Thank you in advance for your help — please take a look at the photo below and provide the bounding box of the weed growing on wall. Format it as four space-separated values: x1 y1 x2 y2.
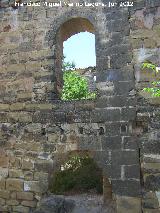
143 81 160 97
141 62 160 97
141 62 157 73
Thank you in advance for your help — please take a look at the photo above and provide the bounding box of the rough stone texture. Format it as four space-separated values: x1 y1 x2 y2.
6 178 23 192
0 0 160 212
116 196 141 213
34 195 75 213
129 1 160 212
33 194 116 213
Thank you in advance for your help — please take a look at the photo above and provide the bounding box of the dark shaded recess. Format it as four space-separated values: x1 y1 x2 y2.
99 127 105 135
78 127 84 134
49 155 103 195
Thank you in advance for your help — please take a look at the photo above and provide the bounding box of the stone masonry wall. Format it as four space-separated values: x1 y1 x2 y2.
0 0 160 212
129 1 160 212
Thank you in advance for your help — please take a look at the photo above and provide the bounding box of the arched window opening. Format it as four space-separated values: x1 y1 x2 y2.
55 18 97 100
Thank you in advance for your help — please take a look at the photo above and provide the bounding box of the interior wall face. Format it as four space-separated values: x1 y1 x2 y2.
130 2 160 213
0 0 160 212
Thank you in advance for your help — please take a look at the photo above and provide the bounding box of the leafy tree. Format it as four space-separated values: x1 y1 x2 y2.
61 71 96 100
61 57 96 100
62 56 75 72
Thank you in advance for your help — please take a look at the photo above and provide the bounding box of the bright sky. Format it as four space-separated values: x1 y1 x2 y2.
63 32 96 68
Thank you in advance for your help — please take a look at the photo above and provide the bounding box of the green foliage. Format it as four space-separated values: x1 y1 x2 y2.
141 61 160 97
61 70 96 100
62 56 75 72
141 62 157 72
143 81 160 97
152 81 160 86
61 56 96 100
49 155 103 195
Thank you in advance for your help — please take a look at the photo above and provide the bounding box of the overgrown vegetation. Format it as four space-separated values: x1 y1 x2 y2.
50 155 103 195
62 56 76 72
61 57 96 100
141 62 160 97
61 71 96 100
143 81 160 97
141 62 157 73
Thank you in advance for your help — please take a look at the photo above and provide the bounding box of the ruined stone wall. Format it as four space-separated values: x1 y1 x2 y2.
129 1 160 212
0 0 160 212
